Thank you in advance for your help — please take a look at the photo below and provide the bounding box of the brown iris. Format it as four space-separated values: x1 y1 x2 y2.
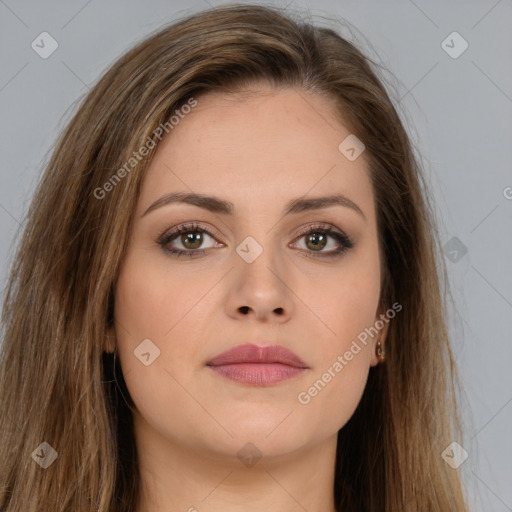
181 231 203 249
305 232 327 251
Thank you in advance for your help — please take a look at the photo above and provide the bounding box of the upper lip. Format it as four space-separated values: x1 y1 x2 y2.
206 343 309 368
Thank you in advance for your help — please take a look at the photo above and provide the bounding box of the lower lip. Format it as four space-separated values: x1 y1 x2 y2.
207 363 307 386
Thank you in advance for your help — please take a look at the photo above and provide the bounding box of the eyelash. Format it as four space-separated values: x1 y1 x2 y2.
157 222 354 260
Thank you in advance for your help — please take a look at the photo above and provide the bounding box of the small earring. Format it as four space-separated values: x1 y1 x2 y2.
376 341 386 363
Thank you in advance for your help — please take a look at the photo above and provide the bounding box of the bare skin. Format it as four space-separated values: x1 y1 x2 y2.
110 85 389 512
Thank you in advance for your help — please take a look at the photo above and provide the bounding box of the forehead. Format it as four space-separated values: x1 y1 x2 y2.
137 87 375 220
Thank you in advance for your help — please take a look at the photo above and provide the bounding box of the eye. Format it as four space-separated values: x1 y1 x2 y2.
291 224 354 258
157 222 222 259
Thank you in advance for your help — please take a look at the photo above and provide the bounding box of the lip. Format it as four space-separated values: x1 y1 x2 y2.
206 343 309 386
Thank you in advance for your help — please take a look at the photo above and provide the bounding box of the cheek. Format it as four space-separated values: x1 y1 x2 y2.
293 246 380 431
296 351 370 439
295 270 378 434
112 253 209 437
304 245 382 359
114 248 210 340
112 251 199 387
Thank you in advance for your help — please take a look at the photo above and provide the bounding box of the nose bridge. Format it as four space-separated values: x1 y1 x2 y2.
236 230 284 290
233 209 279 266
226 229 293 320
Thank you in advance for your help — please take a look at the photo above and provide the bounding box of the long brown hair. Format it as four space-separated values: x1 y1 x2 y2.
0 4 468 510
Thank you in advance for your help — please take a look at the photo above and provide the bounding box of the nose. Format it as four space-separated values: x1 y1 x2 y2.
224 244 294 323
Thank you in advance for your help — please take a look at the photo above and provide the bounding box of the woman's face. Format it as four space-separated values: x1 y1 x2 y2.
113 86 388 463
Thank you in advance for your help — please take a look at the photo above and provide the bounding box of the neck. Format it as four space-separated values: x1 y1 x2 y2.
132 411 338 512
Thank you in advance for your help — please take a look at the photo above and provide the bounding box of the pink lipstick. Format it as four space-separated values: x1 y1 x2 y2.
206 343 309 386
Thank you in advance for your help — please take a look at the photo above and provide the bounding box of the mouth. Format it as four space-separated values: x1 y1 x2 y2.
206 343 309 386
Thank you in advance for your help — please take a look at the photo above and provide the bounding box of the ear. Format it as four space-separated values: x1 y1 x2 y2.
369 303 391 367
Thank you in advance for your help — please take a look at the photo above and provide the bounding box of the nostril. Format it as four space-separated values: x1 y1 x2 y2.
240 306 250 314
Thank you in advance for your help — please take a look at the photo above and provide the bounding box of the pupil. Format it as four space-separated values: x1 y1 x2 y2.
308 233 326 250
183 232 202 248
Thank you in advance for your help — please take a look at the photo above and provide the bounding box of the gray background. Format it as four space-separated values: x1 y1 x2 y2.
1 0 511 510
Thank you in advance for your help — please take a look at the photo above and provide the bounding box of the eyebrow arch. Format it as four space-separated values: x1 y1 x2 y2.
142 191 366 221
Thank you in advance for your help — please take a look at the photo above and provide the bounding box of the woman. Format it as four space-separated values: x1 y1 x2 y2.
0 4 468 511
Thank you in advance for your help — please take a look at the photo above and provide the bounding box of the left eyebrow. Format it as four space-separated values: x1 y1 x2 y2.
142 192 366 221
